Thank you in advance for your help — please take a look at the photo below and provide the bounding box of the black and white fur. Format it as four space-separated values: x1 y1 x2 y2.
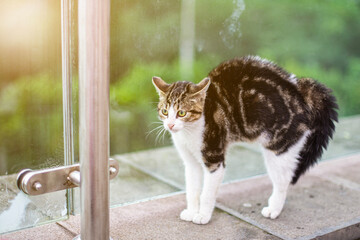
152 56 338 224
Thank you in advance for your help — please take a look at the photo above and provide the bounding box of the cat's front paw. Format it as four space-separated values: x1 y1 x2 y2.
192 213 211 225
180 209 197 222
261 206 281 219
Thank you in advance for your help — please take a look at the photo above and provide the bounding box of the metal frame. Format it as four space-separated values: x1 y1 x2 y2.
78 0 111 239
79 0 110 240
15 0 112 238
16 159 119 196
61 0 76 216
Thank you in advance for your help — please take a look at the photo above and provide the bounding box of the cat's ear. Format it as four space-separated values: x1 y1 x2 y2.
152 76 170 95
190 77 211 95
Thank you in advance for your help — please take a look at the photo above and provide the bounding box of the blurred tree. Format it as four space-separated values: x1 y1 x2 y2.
0 74 63 174
110 0 181 82
1 0 360 173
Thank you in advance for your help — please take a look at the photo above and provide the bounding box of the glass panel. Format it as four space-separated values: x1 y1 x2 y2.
0 1 67 233
104 0 360 210
63 0 79 216
193 0 360 165
72 0 183 213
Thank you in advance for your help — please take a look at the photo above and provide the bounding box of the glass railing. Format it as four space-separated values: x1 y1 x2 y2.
0 1 67 233
1 0 360 234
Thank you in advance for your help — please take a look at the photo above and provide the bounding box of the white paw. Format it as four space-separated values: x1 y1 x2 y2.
192 213 211 225
180 209 196 222
261 206 281 219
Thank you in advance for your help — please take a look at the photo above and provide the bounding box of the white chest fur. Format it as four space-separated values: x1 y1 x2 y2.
171 116 226 225
171 116 205 164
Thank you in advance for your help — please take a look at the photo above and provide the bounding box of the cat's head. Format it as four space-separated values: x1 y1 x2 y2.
152 76 210 133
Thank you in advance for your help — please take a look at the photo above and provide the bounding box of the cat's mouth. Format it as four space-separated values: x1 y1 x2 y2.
168 128 180 133
166 123 180 133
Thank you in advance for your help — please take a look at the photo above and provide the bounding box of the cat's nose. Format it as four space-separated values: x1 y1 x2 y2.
168 123 175 130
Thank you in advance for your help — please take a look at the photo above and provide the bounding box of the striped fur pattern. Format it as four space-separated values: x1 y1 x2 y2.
152 56 338 224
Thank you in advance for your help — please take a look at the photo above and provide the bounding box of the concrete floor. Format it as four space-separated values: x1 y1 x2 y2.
1 116 360 239
3 154 360 240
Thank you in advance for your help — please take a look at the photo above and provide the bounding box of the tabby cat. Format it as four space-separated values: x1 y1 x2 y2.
152 56 338 224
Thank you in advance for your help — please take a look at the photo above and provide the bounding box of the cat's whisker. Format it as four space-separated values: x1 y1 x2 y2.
160 130 168 145
146 121 164 138
146 125 164 139
147 124 163 131
155 127 167 145
161 128 168 144
147 122 163 130
154 130 161 144
154 127 165 139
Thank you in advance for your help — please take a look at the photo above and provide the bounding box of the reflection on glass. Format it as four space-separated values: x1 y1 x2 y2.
108 0 360 155
0 0 358 232
0 1 67 233
108 0 360 209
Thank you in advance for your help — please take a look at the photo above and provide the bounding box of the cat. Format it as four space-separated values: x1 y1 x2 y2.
152 56 338 225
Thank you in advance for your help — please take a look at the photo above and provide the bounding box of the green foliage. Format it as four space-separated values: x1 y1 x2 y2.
280 57 360 116
109 0 360 116
241 0 360 68
110 62 177 107
110 56 220 107
1 0 360 174
110 0 181 82
0 74 63 174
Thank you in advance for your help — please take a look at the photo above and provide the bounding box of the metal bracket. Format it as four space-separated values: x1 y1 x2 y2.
17 158 119 195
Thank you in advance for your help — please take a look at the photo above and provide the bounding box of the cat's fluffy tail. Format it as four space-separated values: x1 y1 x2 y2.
292 78 338 184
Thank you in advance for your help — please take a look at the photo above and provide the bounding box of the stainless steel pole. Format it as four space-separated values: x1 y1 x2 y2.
78 0 110 239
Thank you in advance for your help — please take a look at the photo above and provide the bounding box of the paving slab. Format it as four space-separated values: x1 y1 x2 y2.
0 174 67 234
2 155 360 239
225 144 265 182
2 222 76 240
59 193 279 240
73 161 178 214
115 147 185 189
217 154 360 240
309 154 360 191
115 144 264 189
322 115 360 160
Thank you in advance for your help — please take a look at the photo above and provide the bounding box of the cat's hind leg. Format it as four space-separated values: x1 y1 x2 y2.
261 148 293 219
261 131 310 219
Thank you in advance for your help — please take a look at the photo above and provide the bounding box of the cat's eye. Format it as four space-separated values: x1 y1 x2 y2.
161 109 168 116
177 110 186 117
